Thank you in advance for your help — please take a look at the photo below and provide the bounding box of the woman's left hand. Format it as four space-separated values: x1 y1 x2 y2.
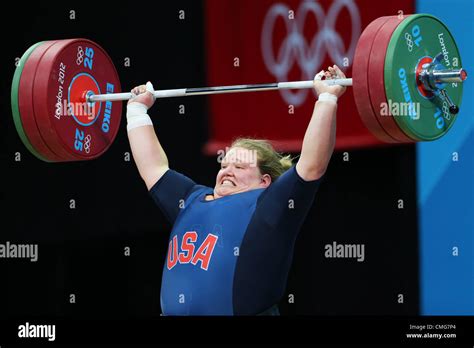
313 65 347 99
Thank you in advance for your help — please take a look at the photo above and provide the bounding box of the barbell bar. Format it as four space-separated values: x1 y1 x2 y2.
86 67 466 103
87 79 353 102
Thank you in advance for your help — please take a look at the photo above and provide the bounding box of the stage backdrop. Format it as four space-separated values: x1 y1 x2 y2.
203 0 414 154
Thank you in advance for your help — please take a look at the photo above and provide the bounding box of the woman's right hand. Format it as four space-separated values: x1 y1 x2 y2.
128 81 156 109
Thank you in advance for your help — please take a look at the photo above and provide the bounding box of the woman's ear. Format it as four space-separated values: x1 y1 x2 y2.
260 174 272 188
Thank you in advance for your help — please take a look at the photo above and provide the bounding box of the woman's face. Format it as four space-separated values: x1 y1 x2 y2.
214 147 271 198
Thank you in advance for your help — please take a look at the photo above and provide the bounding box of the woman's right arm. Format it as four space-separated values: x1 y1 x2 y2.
126 82 169 190
128 126 169 190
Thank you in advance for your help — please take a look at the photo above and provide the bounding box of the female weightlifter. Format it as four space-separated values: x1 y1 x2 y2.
126 65 347 315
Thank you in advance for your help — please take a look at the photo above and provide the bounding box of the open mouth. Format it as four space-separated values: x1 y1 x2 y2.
221 178 236 187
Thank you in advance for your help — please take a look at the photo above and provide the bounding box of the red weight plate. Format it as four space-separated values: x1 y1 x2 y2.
18 40 69 162
353 16 398 143
368 16 415 143
33 39 122 161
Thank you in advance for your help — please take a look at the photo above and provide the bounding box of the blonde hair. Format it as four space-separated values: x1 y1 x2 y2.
230 138 293 182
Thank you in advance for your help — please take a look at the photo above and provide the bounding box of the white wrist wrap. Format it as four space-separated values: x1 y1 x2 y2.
318 92 338 104
126 102 153 131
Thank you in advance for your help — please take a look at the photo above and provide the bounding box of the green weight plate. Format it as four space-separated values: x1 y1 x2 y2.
11 41 51 161
384 14 463 141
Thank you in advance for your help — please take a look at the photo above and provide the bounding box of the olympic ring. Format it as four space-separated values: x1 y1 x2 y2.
83 134 92 154
442 101 451 121
405 33 414 52
261 0 360 106
76 46 84 66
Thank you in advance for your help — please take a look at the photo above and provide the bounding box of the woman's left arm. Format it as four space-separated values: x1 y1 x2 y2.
296 65 347 181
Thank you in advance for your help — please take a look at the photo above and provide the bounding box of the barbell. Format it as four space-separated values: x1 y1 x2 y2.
11 14 467 162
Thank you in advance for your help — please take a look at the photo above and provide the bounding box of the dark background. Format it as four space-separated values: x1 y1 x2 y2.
0 0 418 318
